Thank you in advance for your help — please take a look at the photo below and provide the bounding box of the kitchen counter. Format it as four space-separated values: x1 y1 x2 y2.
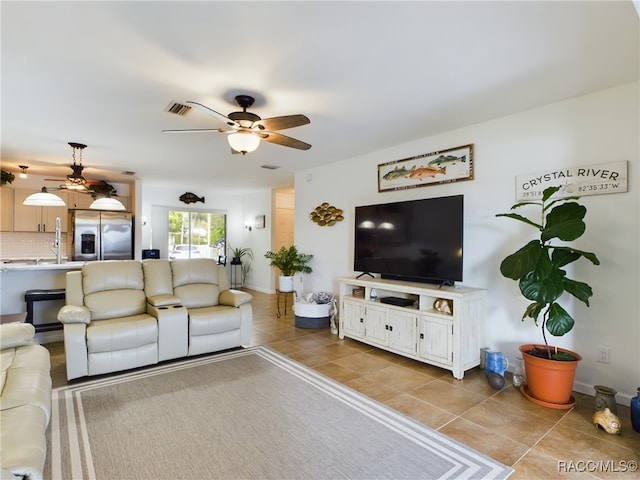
1 261 84 343
1 260 86 271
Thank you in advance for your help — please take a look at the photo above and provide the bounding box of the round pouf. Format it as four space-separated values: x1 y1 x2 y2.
294 302 331 329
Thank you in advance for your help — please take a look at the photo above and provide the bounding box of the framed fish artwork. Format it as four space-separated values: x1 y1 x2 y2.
377 144 474 192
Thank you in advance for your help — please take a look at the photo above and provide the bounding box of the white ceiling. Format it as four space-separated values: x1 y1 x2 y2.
1 1 638 194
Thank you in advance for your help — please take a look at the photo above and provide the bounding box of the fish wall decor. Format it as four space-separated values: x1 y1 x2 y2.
179 192 205 204
309 202 344 227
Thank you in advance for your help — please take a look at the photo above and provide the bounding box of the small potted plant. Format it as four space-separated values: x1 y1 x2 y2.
496 185 600 407
264 245 313 292
1 169 15 185
228 246 253 287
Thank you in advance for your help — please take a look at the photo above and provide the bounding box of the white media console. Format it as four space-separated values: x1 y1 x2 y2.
338 276 485 379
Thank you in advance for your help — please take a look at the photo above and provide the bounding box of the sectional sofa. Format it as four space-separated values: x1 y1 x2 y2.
57 258 253 381
0 322 52 480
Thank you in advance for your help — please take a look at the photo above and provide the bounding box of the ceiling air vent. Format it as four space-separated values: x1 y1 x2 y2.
121 171 136 176
165 101 192 116
261 164 280 170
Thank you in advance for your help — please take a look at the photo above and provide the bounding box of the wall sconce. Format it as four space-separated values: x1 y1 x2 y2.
245 224 252 231
18 165 28 179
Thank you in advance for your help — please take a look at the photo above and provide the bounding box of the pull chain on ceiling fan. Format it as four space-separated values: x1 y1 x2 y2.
162 94 311 155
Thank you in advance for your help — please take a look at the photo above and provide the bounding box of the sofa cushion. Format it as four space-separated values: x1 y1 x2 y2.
87 314 157 353
0 405 48 480
173 284 220 309
143 259 174 297
0 323 35 350
84 290 147 321
188 306 242 336
171 258 220 287
83 260 144 294
0 345 51 422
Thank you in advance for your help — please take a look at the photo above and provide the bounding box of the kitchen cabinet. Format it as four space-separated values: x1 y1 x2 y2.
1 187 14 231
339 276 485 379
13 188 68 232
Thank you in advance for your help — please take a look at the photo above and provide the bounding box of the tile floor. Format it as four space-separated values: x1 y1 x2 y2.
45 290 639 479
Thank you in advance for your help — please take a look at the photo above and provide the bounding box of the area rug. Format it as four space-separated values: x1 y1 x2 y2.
46 346 513 479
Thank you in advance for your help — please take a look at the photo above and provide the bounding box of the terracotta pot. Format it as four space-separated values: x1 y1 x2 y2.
519 344 582 405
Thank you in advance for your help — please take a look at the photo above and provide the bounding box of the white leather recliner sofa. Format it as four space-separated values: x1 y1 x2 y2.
58 258 252 381
0 322 52 480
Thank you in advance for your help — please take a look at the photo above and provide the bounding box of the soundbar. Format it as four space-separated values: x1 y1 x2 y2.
380 296 415 307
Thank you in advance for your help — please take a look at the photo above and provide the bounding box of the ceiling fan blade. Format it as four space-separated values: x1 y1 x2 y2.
162 128 225 133
261 132 312 150
186 101 239 127
254 114 310 131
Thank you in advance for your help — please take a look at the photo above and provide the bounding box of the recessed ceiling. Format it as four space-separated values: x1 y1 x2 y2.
1 1 638 193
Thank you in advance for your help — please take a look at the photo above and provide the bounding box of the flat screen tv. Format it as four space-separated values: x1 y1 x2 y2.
354 195 463 285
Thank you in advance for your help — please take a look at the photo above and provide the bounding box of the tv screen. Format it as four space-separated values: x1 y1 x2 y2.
354 195 463 285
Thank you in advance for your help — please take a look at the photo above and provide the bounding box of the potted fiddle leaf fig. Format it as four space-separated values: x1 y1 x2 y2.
264 245 313 292
496 185 600 407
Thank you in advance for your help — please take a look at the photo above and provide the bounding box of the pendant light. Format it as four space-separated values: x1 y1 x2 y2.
227 132 260 155
22 187 66 206
65 142 88 191
90 196 126 211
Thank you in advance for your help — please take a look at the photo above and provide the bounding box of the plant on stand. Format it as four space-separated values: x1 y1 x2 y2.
496 185 600 408
264 245 313 292
228 246 253 288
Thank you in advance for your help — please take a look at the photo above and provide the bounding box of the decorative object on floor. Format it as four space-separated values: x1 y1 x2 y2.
512 357 526 388
309 202 344 226
592 408 622 435
264 245 313 293
162 94 311 154
593 385 618 414
631 387 640 433
179 192 205 204
433 297 453 315
46 346 513 480
484 350 509 377
377 143 474 192
487 372 506 390
496 185 600 408
228 246 253 288
515 160 627 201
294 292 336 329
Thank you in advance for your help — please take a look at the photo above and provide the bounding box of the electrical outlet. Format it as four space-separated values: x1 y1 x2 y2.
597 347 610 364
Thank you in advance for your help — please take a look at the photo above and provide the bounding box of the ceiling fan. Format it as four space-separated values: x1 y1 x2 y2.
162 95 311 154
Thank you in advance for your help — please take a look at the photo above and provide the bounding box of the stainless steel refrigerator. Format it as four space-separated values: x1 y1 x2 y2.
69 209 133 261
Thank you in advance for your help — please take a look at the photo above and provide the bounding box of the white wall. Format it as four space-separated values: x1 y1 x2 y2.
293 82 639 401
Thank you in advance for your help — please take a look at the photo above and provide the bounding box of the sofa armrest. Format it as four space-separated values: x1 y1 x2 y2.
146 295 182 307
63 323 88 380
0 323 35 350
57 305 91 324
219 290 252 307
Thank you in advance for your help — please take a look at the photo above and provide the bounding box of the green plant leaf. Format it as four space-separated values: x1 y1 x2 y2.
495 212 542 230
519 266 565 304
545 302 575 336
499 240 542 280
541 202 586 243
523 302 545 324
562 277 593 306
541 186 562 202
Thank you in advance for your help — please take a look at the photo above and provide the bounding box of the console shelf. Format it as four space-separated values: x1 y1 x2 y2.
338 276 485 379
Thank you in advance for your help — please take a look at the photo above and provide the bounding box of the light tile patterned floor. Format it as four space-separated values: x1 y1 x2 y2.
45 290 640 479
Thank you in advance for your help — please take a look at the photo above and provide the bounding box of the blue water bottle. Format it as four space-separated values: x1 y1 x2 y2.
631 387 640 433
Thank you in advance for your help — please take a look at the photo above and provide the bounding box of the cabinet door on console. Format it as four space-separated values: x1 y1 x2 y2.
341 299 365 338
388 309 418 356
418 315 453 366
364 304 388 347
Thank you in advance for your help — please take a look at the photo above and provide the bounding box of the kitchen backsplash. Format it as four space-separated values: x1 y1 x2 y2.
0 232 68 260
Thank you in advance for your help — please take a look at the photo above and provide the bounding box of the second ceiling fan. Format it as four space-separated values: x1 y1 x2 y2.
163 94 311 155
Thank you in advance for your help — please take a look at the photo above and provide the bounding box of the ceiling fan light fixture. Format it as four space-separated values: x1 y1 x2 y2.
65 142 88 190
227 132 260 154
90 197 126 211
23 187 66 207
